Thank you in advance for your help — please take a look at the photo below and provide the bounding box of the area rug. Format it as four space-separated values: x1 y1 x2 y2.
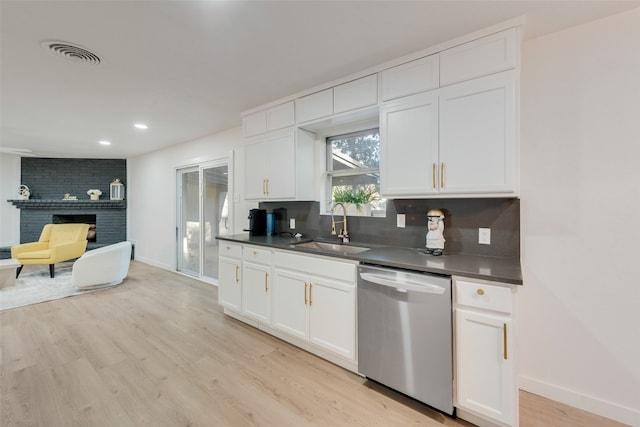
0 266 110 311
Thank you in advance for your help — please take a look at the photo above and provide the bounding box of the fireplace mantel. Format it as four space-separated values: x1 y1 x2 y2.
8 199 126 210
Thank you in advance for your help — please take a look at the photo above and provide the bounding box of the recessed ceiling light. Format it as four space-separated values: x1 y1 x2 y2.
134 123 148 129
99 140 111 146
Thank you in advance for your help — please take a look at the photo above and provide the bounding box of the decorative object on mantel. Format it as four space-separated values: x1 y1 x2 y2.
63 193 78 200
87 189 102 200
425 209 445 256
19 184 30 200
110 178 124 200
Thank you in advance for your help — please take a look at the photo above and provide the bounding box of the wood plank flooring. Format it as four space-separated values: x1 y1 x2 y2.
0 261 628 426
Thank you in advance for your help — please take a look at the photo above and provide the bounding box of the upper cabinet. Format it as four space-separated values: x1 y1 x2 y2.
244 127 315 201
380 28 519 198
296 89 333 123
243 101 295 137
333 74 378 114
296 75 378 124
243 25 520 201
381 54 440 101
440 28 516 86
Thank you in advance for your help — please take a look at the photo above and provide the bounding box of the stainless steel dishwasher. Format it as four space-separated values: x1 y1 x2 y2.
358 264 453 415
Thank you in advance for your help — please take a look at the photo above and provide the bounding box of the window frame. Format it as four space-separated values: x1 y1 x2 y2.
325 127 385 217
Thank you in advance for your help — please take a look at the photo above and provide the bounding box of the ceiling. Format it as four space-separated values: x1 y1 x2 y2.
2 1 639 159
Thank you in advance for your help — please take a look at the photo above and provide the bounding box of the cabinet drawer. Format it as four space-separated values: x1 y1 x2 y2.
333 74 378 114
440 28 516 86
220 242 242 259
455 279 512 314
296 88 333 123
381 54 439 101
243 246 272 265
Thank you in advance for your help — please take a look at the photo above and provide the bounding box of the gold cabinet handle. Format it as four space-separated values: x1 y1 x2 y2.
309 283 313 306
304 282 308 305
503 323 508 360
226 245 231 251
262 179 266 195
477 288 485 296
432 163 437 189
253 250 257 256
266 179 270 196
235 265 239 283
440 162 445 189
265 272 269 292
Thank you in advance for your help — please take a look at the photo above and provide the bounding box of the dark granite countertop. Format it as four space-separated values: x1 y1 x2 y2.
217 234 522 285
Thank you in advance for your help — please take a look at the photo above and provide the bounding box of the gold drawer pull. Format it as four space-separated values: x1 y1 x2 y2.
253 250 257 256
477 288 485 296
309 283 313 306
265 272 269 292
235 265 239 283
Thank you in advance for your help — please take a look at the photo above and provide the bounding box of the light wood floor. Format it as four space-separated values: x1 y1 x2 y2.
1 261 628 427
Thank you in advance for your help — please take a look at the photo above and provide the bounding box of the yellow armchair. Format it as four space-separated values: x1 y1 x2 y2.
12 223 90 278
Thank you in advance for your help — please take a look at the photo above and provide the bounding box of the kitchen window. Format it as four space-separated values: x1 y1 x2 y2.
326 128 385 216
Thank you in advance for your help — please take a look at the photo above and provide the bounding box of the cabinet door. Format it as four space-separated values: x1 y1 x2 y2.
334 74 378 114
218 256 241 311
244 139 270 199
272 269 309 340
308 278 356 360
380 90 439 196
381 54 439 101
265 130 296 199
243 110 267 137
296 88 333 123
439 71 516 194
242 262 271 324
456 308 516 426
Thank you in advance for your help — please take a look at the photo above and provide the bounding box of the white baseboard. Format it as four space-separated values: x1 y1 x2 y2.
519 375 640 426
133 256 174 272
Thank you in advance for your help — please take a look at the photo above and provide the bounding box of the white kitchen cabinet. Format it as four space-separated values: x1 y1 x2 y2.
440 28 517 86
296 88 333 123
454 277 518 427
242 246 272 324
218 243 242 312
439 71 516 194
381 54 440 101
333 74 378 114
380 70 516 198
380 90 439 196
243 101 295 137
272 251 357 362
244 127 315 201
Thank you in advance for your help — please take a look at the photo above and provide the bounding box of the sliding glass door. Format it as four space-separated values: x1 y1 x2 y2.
177 157 232 282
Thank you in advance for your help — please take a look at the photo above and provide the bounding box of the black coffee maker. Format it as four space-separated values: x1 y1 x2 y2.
246 209 267 236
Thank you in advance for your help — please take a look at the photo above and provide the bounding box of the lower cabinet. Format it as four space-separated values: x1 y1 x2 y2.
272 267 356 360
241 245 272 324
454 276 518 427
217 243 358 371
218 243 242 311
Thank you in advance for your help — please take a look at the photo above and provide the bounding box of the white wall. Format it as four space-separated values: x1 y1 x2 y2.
0 153 21 246
128 126 256 270
519 8 640 425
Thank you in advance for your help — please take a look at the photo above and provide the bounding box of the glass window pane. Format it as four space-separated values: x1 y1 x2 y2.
203 165 229 280
330 129 380 171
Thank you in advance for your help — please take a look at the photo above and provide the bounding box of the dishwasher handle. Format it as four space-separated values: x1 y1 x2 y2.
359 272 446 295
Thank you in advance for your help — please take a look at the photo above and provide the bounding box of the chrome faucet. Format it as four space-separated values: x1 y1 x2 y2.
331 202 349 242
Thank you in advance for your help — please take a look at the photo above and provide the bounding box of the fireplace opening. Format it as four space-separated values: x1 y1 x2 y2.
52 214 97 242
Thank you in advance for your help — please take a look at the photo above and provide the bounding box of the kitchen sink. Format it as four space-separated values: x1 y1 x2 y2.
294 240 371 255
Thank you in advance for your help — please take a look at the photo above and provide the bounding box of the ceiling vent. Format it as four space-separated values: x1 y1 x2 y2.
42 40 101 65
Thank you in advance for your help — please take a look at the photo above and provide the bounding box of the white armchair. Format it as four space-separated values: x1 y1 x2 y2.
72 241 132 290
